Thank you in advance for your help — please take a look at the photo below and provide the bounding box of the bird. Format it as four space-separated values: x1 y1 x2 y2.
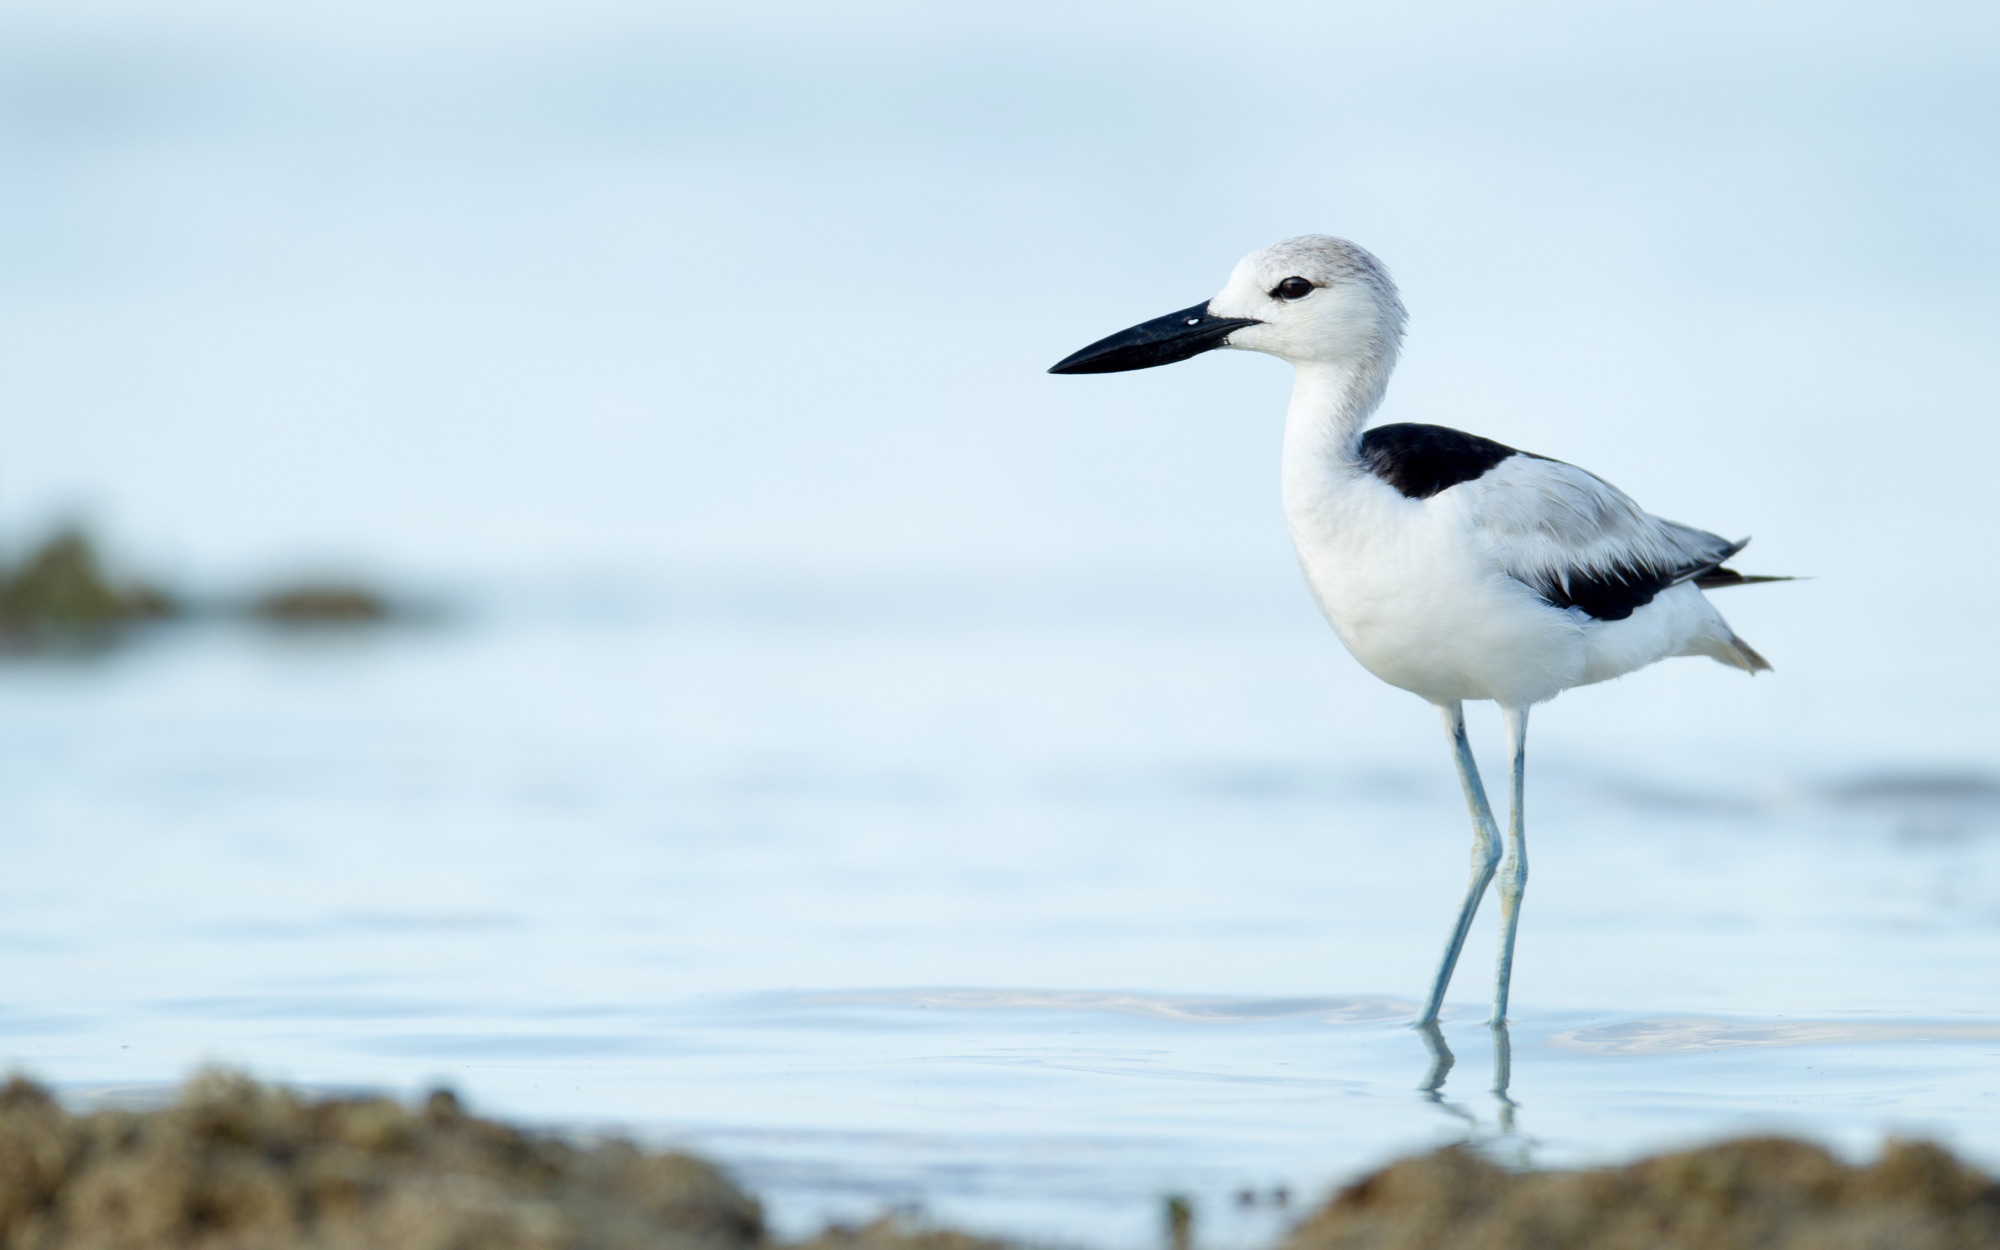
1048 236 1787 1025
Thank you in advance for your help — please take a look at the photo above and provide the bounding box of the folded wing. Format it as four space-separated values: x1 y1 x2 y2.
1460 454 1750 622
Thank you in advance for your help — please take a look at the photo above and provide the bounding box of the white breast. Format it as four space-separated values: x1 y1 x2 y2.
1283 465 1592 706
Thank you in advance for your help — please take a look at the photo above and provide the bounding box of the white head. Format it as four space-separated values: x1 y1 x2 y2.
1049 235 1406 377
1206 236 1405 371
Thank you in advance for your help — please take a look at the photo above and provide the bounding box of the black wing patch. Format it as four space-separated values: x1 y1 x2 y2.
1535 539 1750 622
1533 562 1682 622
1358 423 1782 621
1358 423 1517 499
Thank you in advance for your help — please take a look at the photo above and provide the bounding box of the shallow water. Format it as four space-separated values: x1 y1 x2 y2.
2 584 1998 1247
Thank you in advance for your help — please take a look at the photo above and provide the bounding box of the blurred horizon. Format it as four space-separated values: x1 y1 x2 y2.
4 0 1998 772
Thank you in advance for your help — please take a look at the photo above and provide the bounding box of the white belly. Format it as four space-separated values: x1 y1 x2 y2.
1289 493 1584 705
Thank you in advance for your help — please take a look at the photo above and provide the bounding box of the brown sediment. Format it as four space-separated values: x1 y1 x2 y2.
1282 1136 2000 1250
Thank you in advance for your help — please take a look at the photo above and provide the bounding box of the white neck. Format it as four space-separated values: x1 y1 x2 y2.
1280 357 1390 486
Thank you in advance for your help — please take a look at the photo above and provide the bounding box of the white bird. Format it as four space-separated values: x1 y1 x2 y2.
1050 235 1787 1025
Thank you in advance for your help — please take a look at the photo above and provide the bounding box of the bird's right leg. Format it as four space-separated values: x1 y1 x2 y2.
1416 700 1502 1026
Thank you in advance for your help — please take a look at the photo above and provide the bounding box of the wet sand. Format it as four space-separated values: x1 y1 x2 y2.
1 1071 1994 1250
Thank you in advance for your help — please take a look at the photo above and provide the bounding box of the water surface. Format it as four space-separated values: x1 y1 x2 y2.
2 587 1997 1246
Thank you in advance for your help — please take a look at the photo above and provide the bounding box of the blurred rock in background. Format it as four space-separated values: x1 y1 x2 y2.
0 527 175 646
0 523 416 649
248 582 394 625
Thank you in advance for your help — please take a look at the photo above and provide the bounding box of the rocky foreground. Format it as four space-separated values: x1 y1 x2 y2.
1290 1136 2000 1250
0 1071 1995 1250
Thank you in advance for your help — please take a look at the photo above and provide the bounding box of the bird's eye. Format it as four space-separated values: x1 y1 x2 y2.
1273 276 1314 300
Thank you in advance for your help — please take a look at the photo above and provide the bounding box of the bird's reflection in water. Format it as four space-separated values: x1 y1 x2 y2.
1418 1021 1528 1155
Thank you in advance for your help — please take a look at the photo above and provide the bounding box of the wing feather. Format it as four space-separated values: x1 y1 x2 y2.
1458 455 1742 622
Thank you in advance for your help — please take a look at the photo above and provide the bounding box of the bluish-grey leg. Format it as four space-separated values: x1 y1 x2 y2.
1491 704 1531 1024
1417 701 1502 1026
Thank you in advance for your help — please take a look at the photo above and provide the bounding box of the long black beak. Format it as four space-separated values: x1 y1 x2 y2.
1047 302 1262 375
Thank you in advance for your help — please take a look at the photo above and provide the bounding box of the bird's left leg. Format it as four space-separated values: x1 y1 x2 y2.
1491 704 1530 1024
1417 701 1502 1026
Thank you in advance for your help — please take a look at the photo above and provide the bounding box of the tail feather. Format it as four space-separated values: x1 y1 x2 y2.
1713 631 1773 674
1695 567 1797 590
1688 540 1784 673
